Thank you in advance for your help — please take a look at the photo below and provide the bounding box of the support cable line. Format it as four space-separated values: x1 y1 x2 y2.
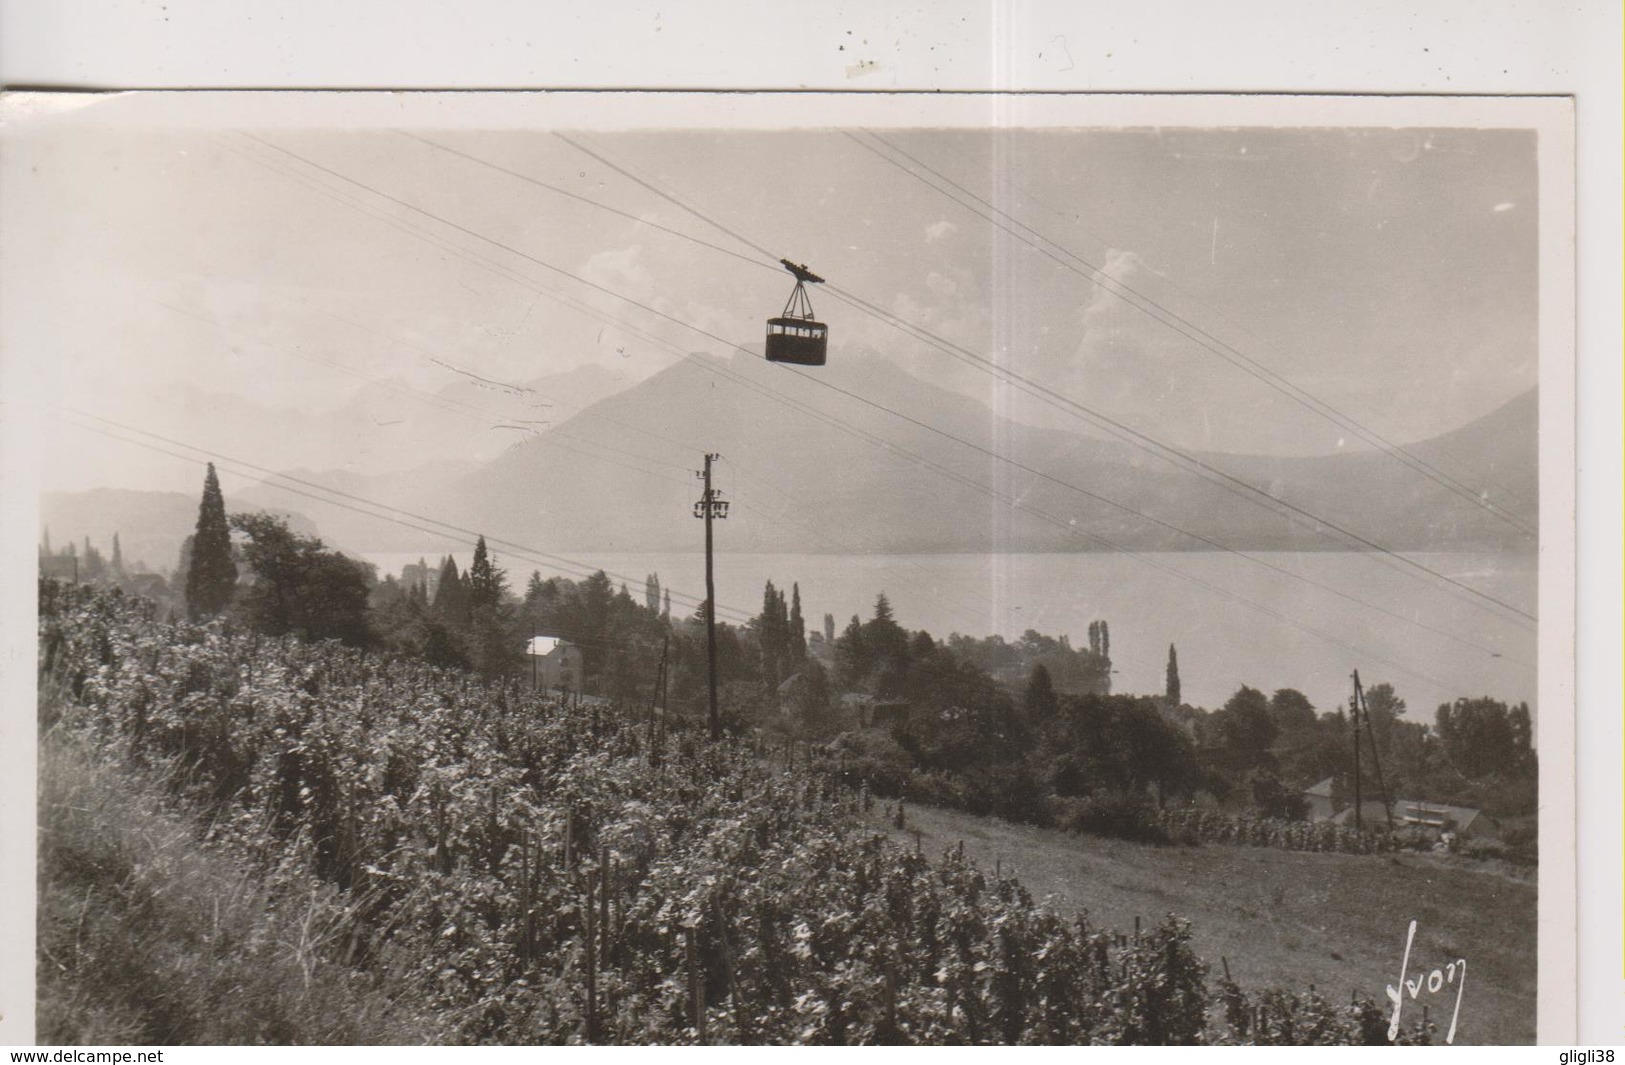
234 132 1536 646
145 292 702 487
659 354 1477 693
59 409 759 626
850 129 1535 538
543 132 1535 626
914 135 1536 515
145 280 996 628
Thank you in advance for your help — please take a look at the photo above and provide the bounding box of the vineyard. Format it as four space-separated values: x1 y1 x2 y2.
37 582 1434 1045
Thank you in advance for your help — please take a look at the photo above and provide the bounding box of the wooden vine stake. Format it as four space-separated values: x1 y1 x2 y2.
585 868 599 1042
882 964 898 1044
712 893 745 1040
599 845 611 966
686 925 706 1042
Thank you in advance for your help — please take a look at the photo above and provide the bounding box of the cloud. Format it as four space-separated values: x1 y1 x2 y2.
923 219 958 243
579 244 656 297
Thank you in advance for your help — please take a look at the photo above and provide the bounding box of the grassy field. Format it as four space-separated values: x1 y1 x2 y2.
37 734 432 1045
872 803 1537 1045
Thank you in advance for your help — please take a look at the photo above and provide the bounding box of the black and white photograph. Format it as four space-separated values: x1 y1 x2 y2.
0 87 1580 1047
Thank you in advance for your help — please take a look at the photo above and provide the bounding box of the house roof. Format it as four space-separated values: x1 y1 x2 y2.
1394 801 1491 831
1331 799 1490 831
1303 776 1335 798
526 636 569 657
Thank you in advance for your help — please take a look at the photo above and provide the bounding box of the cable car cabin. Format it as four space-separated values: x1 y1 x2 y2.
766 258 827 366
765 317 828 365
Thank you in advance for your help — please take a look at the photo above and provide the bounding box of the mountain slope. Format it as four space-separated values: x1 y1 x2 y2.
418 351 1536 556
40 489 319 575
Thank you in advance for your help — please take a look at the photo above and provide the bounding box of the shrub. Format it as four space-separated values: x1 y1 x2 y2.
1060 792 1170 844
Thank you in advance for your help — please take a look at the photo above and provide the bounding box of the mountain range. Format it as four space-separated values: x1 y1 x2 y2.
45 351 1538 570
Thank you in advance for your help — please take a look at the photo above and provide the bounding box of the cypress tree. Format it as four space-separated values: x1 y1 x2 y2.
433 555 468 624
469 536 501 611
1024 662 1059 723
1165 643 1181 707
111 532 125 576
760 579 785 684
185 463 237 617
788 582 807 660
662 588 671 621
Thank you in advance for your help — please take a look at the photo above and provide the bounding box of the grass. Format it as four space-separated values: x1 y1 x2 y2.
36 731 435 1045
38 708 1532 1044
876 802 1537 1045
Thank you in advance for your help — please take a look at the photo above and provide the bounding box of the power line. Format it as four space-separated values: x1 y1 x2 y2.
311 128 1536 636
544 132 1537 626
660 355 1481 692
60 409 759 626
235 132 1536 653
916 132 1536 514
148 148 992 637
851 129 1535 538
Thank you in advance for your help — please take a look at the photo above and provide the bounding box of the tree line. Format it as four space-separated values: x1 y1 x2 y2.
83 463 1538 845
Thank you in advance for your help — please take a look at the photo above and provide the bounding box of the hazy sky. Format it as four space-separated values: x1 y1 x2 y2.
4 119 1537 493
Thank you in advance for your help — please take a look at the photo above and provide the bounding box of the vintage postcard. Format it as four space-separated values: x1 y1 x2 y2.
0 90 1576 1045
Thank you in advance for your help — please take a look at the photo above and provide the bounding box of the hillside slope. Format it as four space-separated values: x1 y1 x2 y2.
426 352 1536 555
873 802 1534 1046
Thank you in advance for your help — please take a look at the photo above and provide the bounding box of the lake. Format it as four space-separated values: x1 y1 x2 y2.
365 548 1537 719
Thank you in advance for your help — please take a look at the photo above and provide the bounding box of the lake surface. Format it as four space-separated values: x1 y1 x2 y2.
366 549 1537 719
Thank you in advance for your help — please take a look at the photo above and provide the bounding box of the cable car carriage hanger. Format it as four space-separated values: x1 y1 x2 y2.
765 259 827 366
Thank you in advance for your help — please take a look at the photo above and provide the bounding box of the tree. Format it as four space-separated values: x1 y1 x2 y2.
834 614 871 689
662 588 671 621
1213 685 1279 772
81 537 106 582
645 572 662 613
824 612 836 645
467 537 508 610
1268 689 1317 734
432 556 469 625
1250 770 1309 820
111 532 125 577
230 512 372 645
465 536 521 678
1024 662 1059 724
1435 696 1532 780
1165 643 1181 707
788 582 807 661
186 463 238 617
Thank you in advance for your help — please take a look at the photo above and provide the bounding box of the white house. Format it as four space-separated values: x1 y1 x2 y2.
525 635 582 694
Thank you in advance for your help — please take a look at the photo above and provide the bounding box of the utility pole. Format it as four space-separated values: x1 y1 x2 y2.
694 453 728 740
1350 670 1364 832
1355 672 1397 831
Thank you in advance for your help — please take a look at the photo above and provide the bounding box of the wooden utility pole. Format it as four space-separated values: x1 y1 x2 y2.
1355 671 1397 831
694 453 728 741
1350 670 1363 831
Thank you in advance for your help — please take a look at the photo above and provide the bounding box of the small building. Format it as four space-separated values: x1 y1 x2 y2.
1394 800 1498 840
840 692 911 729
525 635 582 694
1331 798 1498 840
1303 777 1337 821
